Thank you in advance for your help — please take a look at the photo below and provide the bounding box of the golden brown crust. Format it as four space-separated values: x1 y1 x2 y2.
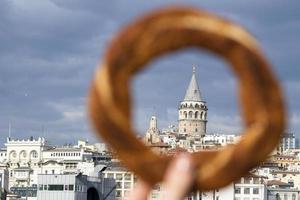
88 6 286 191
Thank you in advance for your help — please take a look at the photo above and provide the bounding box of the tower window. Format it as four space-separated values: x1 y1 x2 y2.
195 128 198 132
184 128 186 132
188 111 193 119
195 111 199 119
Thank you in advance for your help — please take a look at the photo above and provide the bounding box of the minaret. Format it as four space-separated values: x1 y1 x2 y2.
144 116 161 144
178 66 208 136
149 116 158 131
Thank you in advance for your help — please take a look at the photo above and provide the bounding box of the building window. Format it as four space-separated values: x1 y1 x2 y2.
48 185 64 191
10 151 17 159
116 182 122 189
244 177 251 184
124 182 131 189
188 111 193 119
116 174 123 180
75 185 83 192
234 187 241 194
284 194 288 200
107 173 114 178
253 177 260 184
125 174 131 181
244 188 250 194
69 185 74 191
253 188 259 194
20 150 27 158
116 191 121 197
39 185 43 191
31 151 38 158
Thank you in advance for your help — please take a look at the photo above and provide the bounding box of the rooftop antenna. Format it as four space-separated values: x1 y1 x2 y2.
8 121 11 139
42 125 46 139
152 106 157 117
192 64 197 74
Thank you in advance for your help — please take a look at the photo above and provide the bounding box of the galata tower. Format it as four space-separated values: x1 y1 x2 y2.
178 66 208 136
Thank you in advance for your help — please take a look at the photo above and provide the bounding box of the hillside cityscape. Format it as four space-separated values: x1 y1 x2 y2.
0 68 298 200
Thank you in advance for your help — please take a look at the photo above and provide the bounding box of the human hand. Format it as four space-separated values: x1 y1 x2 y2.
129 154 194 200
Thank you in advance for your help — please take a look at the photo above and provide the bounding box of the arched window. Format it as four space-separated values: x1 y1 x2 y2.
20 150 27 159
188 111 193 119
195 128 198 132
195 111 199 119
184 111 187 119
195 104 199 108
9 150 17 160
284 193 288 200
30 150 38 159
200 112 203 119
204 112 207 120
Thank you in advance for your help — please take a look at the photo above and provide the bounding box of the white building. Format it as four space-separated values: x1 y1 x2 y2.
37 173 115 200
1 137 104 199
0 165 9 200
234 174 267 200
280 133 296 152
267 180 300 200
201 134 241 147
103 167 136 200
187 183 234 200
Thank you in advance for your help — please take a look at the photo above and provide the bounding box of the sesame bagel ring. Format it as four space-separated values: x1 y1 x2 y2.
88 7 286 191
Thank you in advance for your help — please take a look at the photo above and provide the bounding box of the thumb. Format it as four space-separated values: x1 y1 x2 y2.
160 154 194 200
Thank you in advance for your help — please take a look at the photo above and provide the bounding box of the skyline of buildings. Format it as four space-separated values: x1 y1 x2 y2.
0 67 297 200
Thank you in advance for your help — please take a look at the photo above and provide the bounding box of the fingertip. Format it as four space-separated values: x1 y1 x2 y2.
129 180 152 200
162 153 195 200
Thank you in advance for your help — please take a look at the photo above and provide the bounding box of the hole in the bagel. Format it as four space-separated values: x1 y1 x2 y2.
132 48 242 154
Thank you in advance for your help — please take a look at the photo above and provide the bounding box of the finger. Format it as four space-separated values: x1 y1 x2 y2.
161 154 194 200
129 180 152 200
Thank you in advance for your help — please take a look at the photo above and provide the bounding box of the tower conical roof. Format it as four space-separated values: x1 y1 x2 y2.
184 66 203 102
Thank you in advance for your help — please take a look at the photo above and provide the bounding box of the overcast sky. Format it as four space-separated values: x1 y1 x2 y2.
0 0 299 145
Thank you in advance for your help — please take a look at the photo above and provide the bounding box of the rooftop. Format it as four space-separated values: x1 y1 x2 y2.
183 66 203 102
